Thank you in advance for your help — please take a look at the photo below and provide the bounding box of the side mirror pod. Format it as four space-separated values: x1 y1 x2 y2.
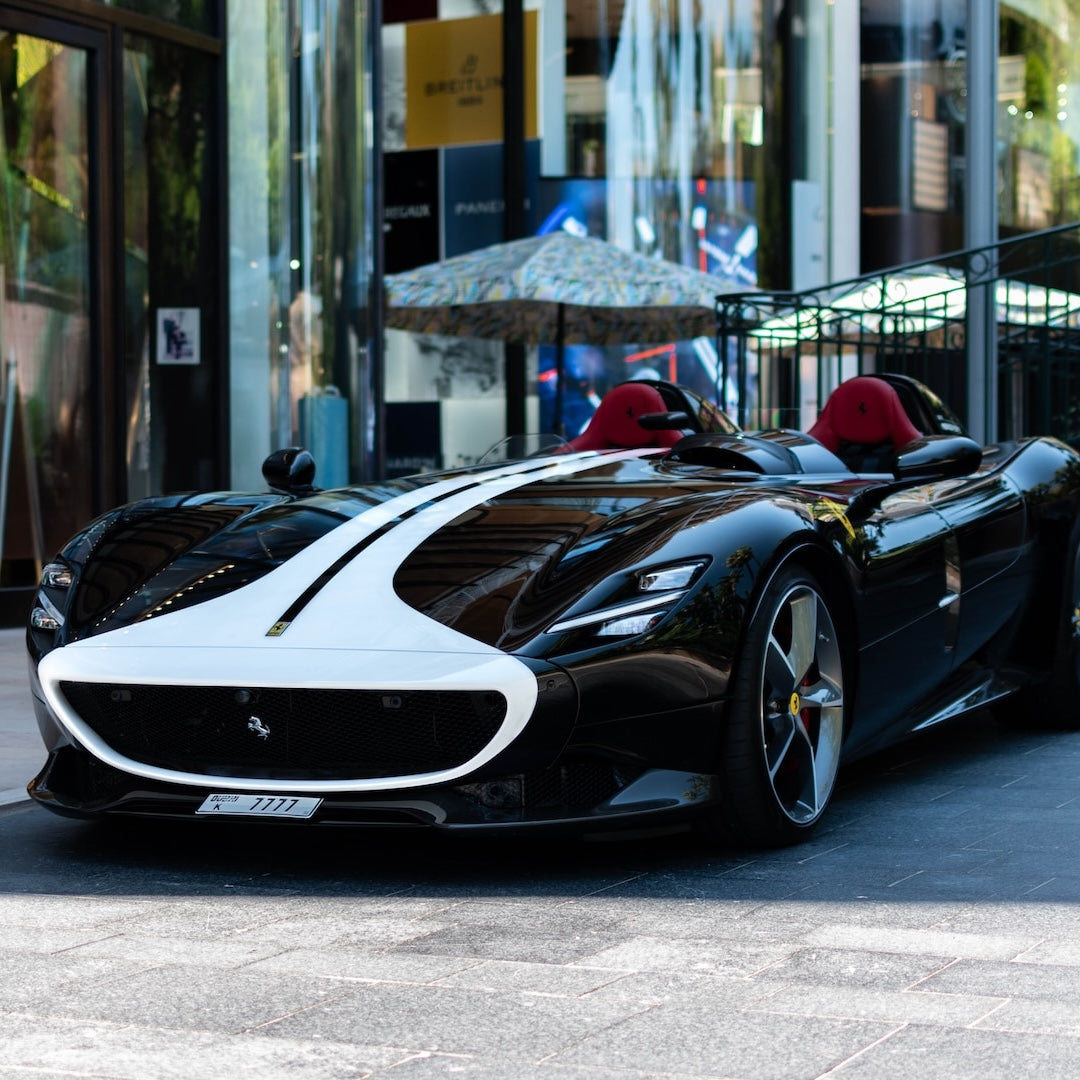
847 435 983 521
892 435 983 483
263 447 319 495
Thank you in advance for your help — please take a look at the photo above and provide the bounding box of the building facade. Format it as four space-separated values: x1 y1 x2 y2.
0 0 1077 615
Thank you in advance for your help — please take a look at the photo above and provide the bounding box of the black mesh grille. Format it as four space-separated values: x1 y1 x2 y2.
60 682 507 781
523 760 646 813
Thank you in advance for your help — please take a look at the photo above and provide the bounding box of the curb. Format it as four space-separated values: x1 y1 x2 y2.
0 787 29 807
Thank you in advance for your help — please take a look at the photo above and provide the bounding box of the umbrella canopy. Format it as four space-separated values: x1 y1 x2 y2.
384 232 742 345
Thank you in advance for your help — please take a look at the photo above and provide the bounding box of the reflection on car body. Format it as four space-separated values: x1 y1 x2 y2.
24 376 1080 846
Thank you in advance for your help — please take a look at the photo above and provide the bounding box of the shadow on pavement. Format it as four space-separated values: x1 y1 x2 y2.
4 708 1075 907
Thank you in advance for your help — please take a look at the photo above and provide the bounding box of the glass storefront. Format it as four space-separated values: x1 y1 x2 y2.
382 0 777 462
122 31 223 498
227 0 371 490
859 0 969 267
0 3 225 619
999 3 1080 235
7 0 1080 621
859 1 1080 268
98 0 219 36
549 0 764 286
0 26 96 598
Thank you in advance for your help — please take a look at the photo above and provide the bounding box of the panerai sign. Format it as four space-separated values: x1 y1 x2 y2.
405 13 537 148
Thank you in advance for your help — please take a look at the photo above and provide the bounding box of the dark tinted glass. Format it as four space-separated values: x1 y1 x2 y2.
102 1 218 36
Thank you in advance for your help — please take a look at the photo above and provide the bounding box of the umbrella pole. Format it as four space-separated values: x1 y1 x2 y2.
554 303 566 436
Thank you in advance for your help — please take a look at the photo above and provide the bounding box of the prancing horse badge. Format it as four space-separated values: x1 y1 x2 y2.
247 716 271 739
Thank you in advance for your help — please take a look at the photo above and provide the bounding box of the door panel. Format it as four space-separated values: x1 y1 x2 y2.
845 490 954 755
923 470 1027 665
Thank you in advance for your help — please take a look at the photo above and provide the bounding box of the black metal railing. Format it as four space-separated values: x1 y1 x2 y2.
716 223 1080 445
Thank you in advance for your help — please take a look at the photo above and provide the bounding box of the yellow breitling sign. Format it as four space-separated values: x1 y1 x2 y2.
405 12 538 148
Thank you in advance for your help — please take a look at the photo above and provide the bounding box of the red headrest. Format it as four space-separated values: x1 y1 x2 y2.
808 376 921 454
564 382 684 451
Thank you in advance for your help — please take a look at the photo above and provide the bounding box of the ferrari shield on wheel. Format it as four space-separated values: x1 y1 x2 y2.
717 564 846 846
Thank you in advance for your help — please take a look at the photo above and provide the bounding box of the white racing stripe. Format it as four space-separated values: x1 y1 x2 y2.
37 449 657 794
52 448 653 652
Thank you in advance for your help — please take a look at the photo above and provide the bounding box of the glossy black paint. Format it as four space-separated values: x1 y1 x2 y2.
24 379 1080 835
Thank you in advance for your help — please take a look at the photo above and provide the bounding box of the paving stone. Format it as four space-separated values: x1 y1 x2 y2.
389 922 628 965
0 925 127 955
15 962 364 1033
432 958 629 996
931 902 1080 938
0 951 161 1011
824 1022 1080 1078
752 945 956 990
246 946 485 984
972 997 1080 1035
371 1054 717 1079
914 957 1080 1000
800 923 1038 962
734 899 972 934
569 935 804 978
749 982 1005 1026
549 998 899 1079
580 970 783 1009
0 1013 408 1080
61 933 287 969
0 894 153 930
259 981 652 1060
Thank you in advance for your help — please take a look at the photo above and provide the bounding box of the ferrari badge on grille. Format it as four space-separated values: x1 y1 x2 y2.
246 716 271 739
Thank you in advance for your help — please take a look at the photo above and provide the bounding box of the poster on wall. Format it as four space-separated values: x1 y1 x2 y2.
156 308 200 365
404 12 537 148
385 149 441 272
443 140 540 257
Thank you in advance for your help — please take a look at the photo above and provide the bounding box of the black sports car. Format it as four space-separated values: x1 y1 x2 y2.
24 375 1080 846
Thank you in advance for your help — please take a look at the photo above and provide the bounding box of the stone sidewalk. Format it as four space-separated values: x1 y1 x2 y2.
4 708 1080 1078
0 626 39 805
7 621 1080 1077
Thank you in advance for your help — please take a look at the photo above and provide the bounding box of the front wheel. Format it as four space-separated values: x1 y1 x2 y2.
714 564 847 847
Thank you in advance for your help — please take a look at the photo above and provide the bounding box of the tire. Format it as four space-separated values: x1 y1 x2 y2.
713 563 847 847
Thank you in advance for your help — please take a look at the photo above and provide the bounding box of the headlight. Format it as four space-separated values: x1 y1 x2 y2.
636 563 702 592
41 561 75 589
596 610 669 637
31 559 75 634
547 559 708 638
30 601 64 632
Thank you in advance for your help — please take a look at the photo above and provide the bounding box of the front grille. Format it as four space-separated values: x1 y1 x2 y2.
59 682 507 781
454 759 648 818
523 760 646 812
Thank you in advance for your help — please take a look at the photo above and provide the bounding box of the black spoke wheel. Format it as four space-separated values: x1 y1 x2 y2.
714 564 846 847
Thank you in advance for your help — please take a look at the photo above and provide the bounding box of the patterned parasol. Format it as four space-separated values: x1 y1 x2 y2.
384 232 742 345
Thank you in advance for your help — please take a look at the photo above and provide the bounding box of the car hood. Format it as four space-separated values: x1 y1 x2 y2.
53 449 802 655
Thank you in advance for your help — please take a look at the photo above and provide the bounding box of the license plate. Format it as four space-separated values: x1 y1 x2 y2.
196 793 322 819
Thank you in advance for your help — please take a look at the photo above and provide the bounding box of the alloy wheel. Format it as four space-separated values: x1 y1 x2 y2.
759 583 845 825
